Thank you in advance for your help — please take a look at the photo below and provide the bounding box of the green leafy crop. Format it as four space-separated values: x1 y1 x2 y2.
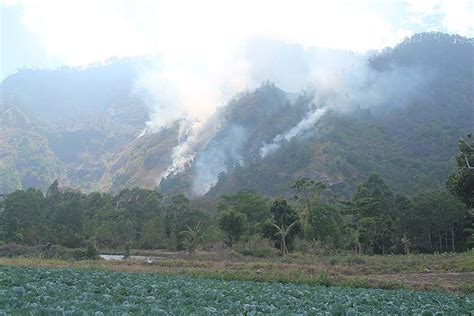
0 266 472 314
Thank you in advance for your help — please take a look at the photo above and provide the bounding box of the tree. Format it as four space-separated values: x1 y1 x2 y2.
218 210 247 248
292 178 341 251
113 188 163 243
345 174 396 254
461 134 474 170
85 238 99 260
401 234 411 255
306 205 341 251
46 179 60 199
123 242 132 259
263 198 301 253
140 214 164 249
292 178 326 212
414 191 468 252
179 221 203 253
48 189 86 247
3 188 45 245
447 135 474 208
272 220 299 256
165 194 207 250
164 194 189 239
0 197 5 244
218 190 269 239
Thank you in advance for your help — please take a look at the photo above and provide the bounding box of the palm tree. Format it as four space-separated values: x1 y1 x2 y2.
461 134 473 170
272 220 299 256
179 221 202 253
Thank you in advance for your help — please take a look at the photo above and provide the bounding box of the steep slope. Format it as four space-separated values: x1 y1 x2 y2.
158 83 313 196
0 59 150 193
106 123 180 192
0 102 64 192
204 33 473 198
1 33 472 197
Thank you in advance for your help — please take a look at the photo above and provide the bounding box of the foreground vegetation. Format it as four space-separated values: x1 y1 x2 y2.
0 266 472 314
0 135 472 257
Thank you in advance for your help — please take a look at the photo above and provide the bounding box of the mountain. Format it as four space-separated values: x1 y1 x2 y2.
0 59 150 192
162 33 474 198
1 33 472 197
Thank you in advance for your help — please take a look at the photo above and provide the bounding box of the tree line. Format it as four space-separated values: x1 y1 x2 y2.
0 138 472 255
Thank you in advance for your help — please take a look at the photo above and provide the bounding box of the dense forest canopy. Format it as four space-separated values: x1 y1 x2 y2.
1 137 472 255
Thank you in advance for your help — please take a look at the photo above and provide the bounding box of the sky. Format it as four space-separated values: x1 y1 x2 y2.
1 0 473 80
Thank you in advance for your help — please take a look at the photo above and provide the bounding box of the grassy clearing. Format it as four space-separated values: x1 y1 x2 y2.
1 252 473 294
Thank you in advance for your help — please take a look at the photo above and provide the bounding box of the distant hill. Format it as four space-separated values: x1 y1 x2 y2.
0 59 149 192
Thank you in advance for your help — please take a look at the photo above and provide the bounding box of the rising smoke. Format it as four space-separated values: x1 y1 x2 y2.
258 48 430 159
191 124 247 195
260 107 328 158
136 37 430 195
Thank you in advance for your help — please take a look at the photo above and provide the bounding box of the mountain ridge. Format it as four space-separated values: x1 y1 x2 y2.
1 32 472 197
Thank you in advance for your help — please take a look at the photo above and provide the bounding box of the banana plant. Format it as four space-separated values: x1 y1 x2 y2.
272 220 299 256
179 221 202 253
461 134 473 170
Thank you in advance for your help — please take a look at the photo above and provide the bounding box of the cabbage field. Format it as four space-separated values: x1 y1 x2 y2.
0 266 472 314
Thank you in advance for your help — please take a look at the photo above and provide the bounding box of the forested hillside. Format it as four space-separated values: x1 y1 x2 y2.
0 33 473 198
169 33 474 198
1 135 472 254
0 59 149 192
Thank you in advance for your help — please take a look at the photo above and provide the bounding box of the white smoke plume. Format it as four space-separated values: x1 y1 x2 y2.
258 46 430 159
139 38 322 183
160 120 199 179
159 112 227 180
260 106 328 158
127 23 430 189
135 46 249 181
191 124 247 195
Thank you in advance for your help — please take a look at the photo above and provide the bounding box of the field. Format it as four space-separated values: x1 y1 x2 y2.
1 252 473 314
1 251 473 293
0 266 472 314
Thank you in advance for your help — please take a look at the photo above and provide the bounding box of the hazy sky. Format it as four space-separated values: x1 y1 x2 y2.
1 0 473 80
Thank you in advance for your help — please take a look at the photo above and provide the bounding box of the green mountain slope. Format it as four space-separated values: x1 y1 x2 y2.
203 33 473 198
0 33 472 197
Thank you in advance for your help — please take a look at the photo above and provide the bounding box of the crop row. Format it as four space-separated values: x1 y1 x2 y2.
0 266 472 314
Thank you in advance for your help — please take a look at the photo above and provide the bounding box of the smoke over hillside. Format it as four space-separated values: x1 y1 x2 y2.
140 37 432 195
1 30 470 196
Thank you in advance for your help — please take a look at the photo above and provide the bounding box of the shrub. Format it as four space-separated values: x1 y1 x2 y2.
70 248 88 260
344 256 367 265
43 244 72 259
315 272 332 286
240 247 278 258
85 239 99 260
328 257 340 266
124 242 131 259
0 243 36 257
344 277 372 289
